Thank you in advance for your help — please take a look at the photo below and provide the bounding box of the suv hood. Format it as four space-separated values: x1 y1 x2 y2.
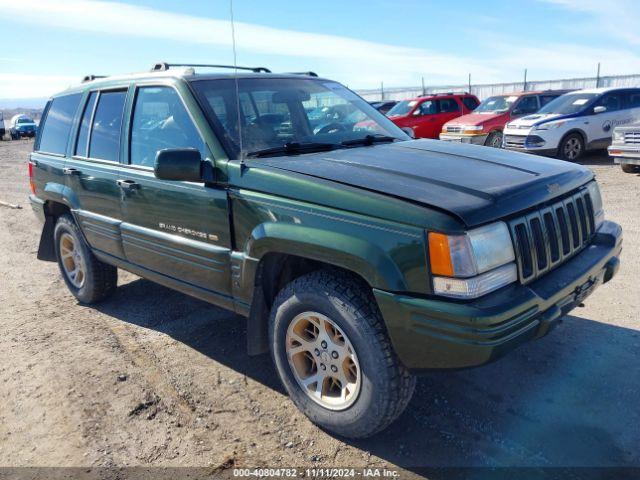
255 139 593 227
509 113 563 128
445 112 507 126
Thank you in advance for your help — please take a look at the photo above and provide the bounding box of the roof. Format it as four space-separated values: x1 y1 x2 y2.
52 64 329 97
564 87 627 94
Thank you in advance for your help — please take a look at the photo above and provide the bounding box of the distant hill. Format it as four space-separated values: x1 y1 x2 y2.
0 98 48 110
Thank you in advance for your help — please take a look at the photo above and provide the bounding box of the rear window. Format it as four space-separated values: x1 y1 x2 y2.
36 93 82 155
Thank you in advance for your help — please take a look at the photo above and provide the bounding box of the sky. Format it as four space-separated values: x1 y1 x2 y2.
1 0 640 105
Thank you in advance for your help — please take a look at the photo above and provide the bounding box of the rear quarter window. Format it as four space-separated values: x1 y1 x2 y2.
36 93 82 155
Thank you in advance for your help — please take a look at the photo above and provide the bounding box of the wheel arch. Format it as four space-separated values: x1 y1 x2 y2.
243 224 409 355
560 128 588 147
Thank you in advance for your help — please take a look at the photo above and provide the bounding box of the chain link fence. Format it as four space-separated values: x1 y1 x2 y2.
357 74 640 102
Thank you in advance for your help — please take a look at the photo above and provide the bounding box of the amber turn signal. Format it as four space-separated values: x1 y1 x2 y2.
428 232 454 277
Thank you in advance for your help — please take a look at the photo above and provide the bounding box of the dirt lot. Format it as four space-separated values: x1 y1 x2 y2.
1 139 639 476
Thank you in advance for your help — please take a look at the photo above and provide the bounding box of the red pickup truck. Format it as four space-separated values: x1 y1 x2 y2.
440 90 570 148
385 93 479 139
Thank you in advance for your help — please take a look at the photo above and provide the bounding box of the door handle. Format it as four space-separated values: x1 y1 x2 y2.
63 167 81 175
116 179 140 190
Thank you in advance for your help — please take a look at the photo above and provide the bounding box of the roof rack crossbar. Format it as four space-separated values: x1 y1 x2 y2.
82 75 108 83
286 71 318 77
151 62 271 73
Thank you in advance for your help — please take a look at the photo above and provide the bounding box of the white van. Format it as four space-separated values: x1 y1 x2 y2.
503 87 640 160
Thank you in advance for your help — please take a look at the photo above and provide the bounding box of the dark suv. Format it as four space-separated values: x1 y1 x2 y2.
29 63 622 439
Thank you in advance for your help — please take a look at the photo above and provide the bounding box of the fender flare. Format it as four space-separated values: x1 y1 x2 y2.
246 222 408 292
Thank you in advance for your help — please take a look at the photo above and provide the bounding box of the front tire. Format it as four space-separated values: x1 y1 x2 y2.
54 214 117 304
558 133 584 161
485 130 503 148
269 270 416 439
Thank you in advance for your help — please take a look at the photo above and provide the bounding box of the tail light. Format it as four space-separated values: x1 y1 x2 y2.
28 160 36 195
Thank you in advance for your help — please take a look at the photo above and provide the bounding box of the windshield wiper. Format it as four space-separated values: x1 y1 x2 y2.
246 141 338 158
340 134 397 147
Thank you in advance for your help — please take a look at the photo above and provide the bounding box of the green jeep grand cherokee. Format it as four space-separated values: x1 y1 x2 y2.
28 63 622 438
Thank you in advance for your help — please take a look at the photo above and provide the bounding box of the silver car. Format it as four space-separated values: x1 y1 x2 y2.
609 123 640 173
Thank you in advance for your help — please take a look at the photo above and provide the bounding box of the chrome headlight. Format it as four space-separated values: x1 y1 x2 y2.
612 129 624 143
428 222 517 299
587 181 605 230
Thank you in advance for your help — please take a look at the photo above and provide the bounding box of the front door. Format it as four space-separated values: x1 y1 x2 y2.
117 85 232 300
411 100 440 138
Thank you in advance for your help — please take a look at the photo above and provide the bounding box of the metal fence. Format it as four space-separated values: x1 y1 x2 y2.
356 74 640 102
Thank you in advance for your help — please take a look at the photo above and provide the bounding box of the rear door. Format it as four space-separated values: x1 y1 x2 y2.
31 93 83 211
116 83 233 302
65 88 128 259
435 98 463 133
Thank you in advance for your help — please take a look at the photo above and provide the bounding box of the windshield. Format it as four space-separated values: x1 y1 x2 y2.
475 95 518 113
537 93 598 115
17 118 34 124
191 78 407 158
386 100 417 116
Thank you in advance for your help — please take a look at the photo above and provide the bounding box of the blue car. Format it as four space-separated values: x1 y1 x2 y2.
10 116 37 139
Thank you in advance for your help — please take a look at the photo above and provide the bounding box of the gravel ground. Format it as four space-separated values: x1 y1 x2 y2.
0 139 639 476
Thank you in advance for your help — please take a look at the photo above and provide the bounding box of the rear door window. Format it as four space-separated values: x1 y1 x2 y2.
462 97 479 110
88 90 127 162
514 95 539 115
438 98 461 113
36 93 82 155
539 94 559 107
624 90 640 109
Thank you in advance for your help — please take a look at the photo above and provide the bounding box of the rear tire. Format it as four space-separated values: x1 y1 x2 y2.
54 214 117 304
269 270 416 439
485 131 503 148
621 163 639 173
558 133 584 161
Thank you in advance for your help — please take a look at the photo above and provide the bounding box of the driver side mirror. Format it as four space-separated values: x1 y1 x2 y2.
154 148 203 182
594 106 607 114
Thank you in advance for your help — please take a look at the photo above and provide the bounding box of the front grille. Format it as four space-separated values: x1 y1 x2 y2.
446 125 463 133
624 131 640 144
508 187 596 284
504 134 527 148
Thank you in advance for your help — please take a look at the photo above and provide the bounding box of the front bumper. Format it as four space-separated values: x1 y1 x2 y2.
374 220 622 371
609 145 640 164
439 132 488 145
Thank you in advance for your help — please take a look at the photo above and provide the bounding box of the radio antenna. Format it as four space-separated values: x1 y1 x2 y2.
229 0 244 165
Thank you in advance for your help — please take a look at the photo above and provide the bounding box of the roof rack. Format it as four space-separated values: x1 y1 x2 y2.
287 71 318 77
82 75 108 83
426 91 470 97
151 62 271 73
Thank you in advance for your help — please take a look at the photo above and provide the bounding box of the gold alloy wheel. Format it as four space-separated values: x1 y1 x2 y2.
59 232 86 289
285 311 361 411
